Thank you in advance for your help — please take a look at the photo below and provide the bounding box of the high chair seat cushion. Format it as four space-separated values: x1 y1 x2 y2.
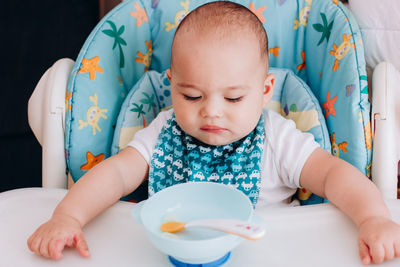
111 71 172 154
64 0 370 204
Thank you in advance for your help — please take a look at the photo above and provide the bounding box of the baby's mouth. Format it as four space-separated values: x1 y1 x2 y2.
200 125 226 133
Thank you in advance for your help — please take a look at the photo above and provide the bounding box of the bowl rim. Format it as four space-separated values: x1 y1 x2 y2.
141 182 254 243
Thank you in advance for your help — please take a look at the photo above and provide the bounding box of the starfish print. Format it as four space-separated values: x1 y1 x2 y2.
322 91 337 119
65 91 72 111
297 51 306 70
80 151 105 171
249 2 266 23
78 56 103 80
268 47 280 57
130 2 148 27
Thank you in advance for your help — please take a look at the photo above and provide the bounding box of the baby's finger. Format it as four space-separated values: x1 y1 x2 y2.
75 234 90 258
39 238 51 258
358 240 371 265
383 243 394 261
369 242 385 264
27 233 34 250
28 235 42 256
394 241 400 258
65 235 75 247
49 239 65 260
27 233 36 252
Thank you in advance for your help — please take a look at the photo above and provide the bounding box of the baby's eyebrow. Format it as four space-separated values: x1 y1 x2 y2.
176 82 199 89
224 85 249 91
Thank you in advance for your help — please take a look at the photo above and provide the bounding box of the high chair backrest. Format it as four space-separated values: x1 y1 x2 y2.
65 0 370 204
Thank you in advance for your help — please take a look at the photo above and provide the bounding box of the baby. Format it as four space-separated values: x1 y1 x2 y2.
28 1 400 265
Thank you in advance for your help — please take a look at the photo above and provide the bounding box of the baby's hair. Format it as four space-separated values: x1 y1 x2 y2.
171 1 269 69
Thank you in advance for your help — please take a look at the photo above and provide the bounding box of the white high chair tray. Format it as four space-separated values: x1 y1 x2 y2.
1 188 400 266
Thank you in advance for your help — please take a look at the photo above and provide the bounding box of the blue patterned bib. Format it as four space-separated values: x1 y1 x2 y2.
149 113 265 207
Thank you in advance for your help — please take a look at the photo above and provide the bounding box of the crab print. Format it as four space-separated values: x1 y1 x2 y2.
329 34 355 72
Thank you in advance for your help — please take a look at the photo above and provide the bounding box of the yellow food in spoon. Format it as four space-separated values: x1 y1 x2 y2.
160 221 187 233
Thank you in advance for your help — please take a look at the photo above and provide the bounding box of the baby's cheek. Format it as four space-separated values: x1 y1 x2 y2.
234 117 257 137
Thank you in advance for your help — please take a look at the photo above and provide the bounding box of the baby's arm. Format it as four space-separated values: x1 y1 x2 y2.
300 147 400 265
27 146 148 259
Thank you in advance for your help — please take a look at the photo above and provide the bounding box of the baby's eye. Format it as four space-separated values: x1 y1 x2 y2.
183 94 201 101
225 96 243 103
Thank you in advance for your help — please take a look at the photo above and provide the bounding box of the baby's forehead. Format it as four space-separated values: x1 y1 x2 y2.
174 26 257 47
171 28 264 68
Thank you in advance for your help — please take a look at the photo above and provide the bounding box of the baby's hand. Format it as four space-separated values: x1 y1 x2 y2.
358 216 400 265
27 214 90 260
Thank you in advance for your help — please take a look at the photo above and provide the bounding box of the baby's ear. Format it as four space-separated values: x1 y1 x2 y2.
263 73 275 105
166 69 172 82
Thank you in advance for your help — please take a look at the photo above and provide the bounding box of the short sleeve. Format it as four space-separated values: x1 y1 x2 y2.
265 110 320 189
127 109 173 164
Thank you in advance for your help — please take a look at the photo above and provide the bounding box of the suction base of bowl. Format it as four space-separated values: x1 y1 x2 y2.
168 252 231 267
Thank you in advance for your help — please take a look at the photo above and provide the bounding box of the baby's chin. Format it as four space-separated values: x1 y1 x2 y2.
195 135 242 147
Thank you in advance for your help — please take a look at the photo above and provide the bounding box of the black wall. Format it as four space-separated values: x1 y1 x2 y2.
1 0 99 192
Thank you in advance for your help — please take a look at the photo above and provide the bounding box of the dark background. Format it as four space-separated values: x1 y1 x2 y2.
0 0 100 192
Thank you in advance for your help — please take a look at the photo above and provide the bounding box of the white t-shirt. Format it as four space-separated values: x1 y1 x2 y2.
127 109 319 208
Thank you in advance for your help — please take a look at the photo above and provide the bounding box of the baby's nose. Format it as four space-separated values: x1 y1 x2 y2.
200 98 223 118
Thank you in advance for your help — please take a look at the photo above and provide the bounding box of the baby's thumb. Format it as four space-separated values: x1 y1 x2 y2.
359 240 371 265
75 234 90 258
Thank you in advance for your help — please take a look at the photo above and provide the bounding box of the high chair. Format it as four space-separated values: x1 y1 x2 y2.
28 0 377 204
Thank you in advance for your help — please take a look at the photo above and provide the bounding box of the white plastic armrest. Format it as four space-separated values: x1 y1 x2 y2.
28 58 75 188
371 61 400 199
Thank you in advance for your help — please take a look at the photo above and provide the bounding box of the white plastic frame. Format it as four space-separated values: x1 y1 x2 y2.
28 58 75 188
372 61 400 199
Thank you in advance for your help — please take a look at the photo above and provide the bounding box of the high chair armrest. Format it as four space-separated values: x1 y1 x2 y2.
371 61 400 199
28 58 75 188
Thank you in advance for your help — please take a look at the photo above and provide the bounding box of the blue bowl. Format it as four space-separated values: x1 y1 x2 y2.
132 182 254 264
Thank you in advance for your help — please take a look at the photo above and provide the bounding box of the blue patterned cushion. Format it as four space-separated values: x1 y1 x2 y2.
111 71 172 155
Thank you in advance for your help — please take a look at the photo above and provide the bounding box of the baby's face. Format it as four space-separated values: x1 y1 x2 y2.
168 31 274 146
